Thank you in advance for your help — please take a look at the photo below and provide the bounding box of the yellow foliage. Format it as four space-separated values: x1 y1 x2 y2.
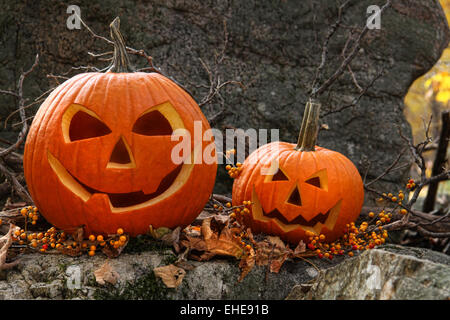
404 0 450 143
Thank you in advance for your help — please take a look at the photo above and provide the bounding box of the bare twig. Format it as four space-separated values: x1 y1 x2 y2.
311 0 391 98
0 54 39 158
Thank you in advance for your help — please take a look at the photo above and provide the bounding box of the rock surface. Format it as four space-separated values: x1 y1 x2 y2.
0 244 448 300
286 244 450 300
0 0 448 195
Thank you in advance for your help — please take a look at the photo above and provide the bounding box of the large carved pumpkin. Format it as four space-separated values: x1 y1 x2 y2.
232 100 363 244
23 18 217 236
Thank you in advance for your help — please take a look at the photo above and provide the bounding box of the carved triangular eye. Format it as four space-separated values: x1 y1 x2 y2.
305 176 321 188
305 169 328 191
132 110 173 136
272 169 289 181
69 110 111 141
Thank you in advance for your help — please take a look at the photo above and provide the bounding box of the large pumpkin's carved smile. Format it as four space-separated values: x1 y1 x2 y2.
67 161 183 207
251 188 342 235
47 149 196 213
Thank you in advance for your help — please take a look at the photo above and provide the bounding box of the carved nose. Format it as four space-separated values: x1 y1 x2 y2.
287 185 302 206
107 136 135 168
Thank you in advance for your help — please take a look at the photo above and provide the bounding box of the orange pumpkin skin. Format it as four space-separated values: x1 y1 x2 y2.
232 141 364 244
24 72 217 237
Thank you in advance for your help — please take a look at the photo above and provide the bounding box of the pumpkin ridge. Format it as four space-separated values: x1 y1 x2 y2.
26 74 96 225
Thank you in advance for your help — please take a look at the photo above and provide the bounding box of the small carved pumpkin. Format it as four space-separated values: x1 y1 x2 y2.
232 100 363 243
23 18 217 236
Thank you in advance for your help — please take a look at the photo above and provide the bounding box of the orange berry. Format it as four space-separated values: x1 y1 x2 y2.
88 235 95 241
116 228 124 235
400 209 407 215
96 235 104 242
88 250 95 257
90 245 96 251
119 235 127 242
20 208 27 216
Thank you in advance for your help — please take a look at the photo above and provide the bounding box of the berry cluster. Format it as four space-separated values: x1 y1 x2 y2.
229 200 252 225
305 209 390 260
226 162 243 179
20 206 39 225
10 206 128 257
406 178 416 190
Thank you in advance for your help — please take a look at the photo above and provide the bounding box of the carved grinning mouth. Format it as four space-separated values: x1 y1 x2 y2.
47 149 196 213
264 208 331 227
251 188 342 235
70 164 183 208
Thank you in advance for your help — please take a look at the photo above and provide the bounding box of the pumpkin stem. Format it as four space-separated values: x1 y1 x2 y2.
107 17 135 73
295 98 321 151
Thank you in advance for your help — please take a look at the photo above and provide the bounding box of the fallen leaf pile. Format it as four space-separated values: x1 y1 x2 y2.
0 202 318 287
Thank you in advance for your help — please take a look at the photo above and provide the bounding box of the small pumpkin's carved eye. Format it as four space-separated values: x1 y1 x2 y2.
305 177 321 188
272 169 289 181
69 110 111 141
305 169 328 191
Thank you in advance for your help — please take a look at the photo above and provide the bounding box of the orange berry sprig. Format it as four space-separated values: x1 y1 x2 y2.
226 162 243 179
11 225 129 256
304 209 391 259
406 178 416 190
229 200 252 226
20 206 40 226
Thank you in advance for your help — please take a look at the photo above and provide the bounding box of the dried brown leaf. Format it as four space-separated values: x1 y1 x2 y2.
153 264 186 288
269 253 289 273
0 223 20 270
148 225 172 240
238 248 255 282
94 261 120 285
180 218 244 261
72 226 84 243
60 245 83 257
102 237 128 258
160 226 181 253
292 240 306 257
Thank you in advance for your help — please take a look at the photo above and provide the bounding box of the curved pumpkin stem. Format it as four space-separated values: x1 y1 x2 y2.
295 98 321 152
108 17 135 73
